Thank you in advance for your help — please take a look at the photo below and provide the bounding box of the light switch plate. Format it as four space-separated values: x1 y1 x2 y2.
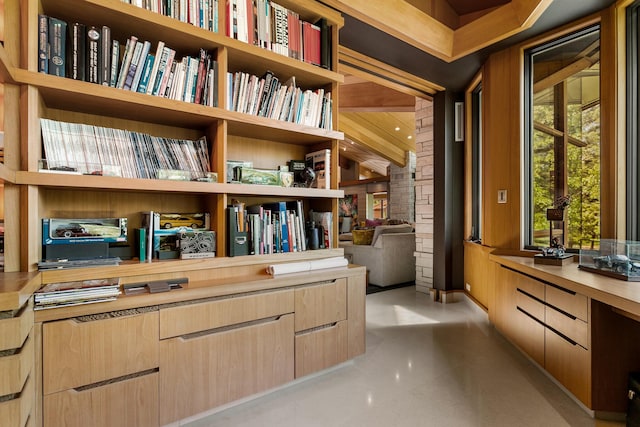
498 190 507 204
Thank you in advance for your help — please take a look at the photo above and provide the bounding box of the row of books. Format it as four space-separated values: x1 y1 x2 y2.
226 0 330 69
40 118 211 180
122 0 219 33
34 278 121 310
229 200 306 256
226 71 333 130
38 16 219 107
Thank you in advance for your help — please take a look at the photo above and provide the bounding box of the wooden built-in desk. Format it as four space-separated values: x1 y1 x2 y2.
490 253 640 416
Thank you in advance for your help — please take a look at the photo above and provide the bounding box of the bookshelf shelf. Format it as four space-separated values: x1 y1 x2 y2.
16 171 344 198
0 163 16 184
15 69 343 142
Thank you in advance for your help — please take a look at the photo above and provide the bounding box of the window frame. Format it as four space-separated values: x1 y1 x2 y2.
523 24 602 250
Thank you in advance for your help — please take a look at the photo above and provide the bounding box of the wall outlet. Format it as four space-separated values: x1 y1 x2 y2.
465 283 471 292
498 189 507 204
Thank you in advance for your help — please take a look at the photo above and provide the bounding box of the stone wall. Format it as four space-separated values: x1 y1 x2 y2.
389 152 415 222
414 98 434 294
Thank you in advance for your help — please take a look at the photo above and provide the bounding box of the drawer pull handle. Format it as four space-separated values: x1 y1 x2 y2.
73 368 158 392
179 315 283 340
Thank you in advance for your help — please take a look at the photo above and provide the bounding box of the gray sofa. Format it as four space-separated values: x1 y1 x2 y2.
340 224 415 287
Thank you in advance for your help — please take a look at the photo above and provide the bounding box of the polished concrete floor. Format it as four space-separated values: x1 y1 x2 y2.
183 286 625 427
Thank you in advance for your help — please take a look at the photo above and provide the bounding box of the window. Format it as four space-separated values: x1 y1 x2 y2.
627 1 640 240
524 27 601 250
471 84 482 241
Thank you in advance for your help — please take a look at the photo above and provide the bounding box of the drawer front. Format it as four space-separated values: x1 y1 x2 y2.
545 328 591 406
0 373 33 427
515 288 544 322
545 306 589 349
44 371 158 427
0 334 33 397
160 289 294 339
546 285 588 321
514 272 545 301
512 305 545 367
295 320 348 378
43 311 159 395
159 313 294 424
0 301 33 352
294 279 347 332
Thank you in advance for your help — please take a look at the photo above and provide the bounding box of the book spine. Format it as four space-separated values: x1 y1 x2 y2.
123 41 144 90
38 15 49 73
48 17 67 77
116 36 138 89
131 41 151 92
85 26 100 84
99 26 112 85
137 53 155 93
109 40 120 87
67 22 86 81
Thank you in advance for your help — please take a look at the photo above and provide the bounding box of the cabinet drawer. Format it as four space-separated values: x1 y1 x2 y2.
295 320 348 378
512 305 545 366
546 285 588 321
545 306 589 349
545 328 591 406
160 289 294 339
0 301 33 352
43 311 159 395
43 371 158 427
294 279 347 332
514 273 545 301
515 288 544 322
0 373 33 427
0 334 33 397
159 313 294 424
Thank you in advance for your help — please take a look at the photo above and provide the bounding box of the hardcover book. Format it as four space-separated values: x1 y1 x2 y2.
48 17 67 77
68 22 85 80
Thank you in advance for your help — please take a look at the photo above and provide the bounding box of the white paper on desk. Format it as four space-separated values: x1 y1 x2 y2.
266 257 348 276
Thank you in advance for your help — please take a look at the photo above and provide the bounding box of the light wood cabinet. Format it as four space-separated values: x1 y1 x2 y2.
493 264 591 406
159 313 295 425
42 310 159 395
295 320 348 377
293 279 350 377
0 300 34 427
43 371 159 427
159 288 294 339
294 279 347 332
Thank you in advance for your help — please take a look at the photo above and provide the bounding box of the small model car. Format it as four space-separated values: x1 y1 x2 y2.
593 254 640 274
160 215 205 229
55 223 90 238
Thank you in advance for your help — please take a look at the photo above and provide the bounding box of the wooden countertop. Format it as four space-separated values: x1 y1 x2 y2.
32 264 366 323
490 253 640 317
0 271 41 311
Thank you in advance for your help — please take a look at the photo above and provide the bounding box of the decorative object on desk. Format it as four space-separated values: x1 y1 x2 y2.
352 228 374 245
546 194 571 247
578 239 640 281
534 235 573 265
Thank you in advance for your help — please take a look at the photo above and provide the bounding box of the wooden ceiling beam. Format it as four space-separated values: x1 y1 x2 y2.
340 82 416 112
325 0 552 62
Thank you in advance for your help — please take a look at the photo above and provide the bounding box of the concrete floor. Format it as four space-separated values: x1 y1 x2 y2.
182 286 625 427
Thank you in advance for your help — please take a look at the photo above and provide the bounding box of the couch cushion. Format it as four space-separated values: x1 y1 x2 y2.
371 224 414 246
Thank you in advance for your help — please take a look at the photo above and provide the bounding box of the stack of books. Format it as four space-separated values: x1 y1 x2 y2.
34 277 121 310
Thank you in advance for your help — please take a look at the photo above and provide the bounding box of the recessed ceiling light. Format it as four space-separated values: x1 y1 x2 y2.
350 141 354 144
342 147 346 151
395 127 400 131
407 135 412 139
